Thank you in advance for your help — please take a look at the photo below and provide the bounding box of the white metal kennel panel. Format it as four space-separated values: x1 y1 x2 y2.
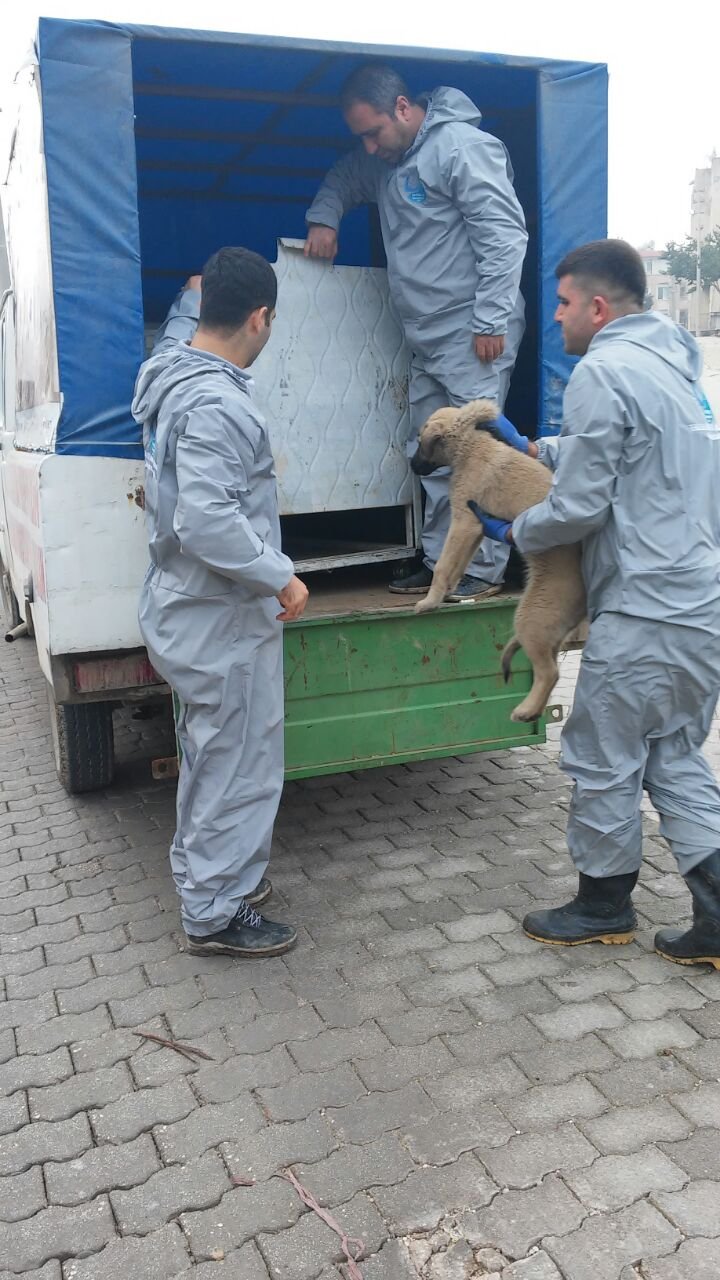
251 239 418 566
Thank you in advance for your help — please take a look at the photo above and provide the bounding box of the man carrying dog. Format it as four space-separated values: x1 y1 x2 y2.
134 248 307 958
304 63 527 602
472 238 720 969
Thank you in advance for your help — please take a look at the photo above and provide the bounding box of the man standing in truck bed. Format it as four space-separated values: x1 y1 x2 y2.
305 63 528 600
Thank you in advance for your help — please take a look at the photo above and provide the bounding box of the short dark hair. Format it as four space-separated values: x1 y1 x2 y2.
199 247 277 331
340 64 412 116
555 239 646 308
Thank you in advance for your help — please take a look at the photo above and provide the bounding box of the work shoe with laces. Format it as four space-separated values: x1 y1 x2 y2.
185 898 297 957
245 876 272 908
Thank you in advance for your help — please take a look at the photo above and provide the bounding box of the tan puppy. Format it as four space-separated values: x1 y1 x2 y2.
411 399 586 723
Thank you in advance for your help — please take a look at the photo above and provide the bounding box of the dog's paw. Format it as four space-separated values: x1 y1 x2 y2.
511 703 542 724
414 596 438 615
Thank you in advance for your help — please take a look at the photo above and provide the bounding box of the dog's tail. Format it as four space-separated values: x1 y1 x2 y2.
501 636 521 684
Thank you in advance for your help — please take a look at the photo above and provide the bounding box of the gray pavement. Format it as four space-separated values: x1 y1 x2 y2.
1 635 719 1279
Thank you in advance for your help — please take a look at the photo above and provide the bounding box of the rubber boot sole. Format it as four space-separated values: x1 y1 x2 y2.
185 930 297 958
523 927 635 947
655 947 720 970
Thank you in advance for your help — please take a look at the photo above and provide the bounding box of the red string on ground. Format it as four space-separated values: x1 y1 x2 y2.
279 1167 365 1279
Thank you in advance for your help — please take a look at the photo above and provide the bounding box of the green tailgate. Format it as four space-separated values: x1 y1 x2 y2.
283 595 544 779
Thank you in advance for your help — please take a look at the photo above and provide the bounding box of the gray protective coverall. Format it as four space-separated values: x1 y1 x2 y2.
306 87 528 582
133 289 294 936
513 312 720 878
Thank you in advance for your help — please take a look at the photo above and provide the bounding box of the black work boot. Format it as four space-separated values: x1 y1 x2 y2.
523 871 639 946
185 899 297 957
245 877 272 908
388 564 433 594
655 849 720 970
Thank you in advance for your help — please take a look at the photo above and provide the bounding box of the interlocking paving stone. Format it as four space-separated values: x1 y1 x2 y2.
110 1149 230 1234
659 1128 720 1179
478 1123 599 1190
580 1100 692 1155
458 1174 585 1259
181 1180 301 1259
293 1133 414 1206
45 1132 160 1206
652 1180 720 1236
61 1223 191 1280
564 1145 687 1211
4 632 720 1274
90 1079 197 1144
221 1112 339 1185
544 1200 681 1280
257 1191 387 1280
0 1165 47 1222
631 1238 720 1280
0 1114 92 1176
3 1196 117 1274
372 1154 498 1234
589 1054 697 1105
401 1105 514 1165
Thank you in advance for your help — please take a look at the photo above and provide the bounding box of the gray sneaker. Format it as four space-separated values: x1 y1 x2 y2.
445 576 502 603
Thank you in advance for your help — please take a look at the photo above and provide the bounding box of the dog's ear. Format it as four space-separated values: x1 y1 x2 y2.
462 398 503 440
454 399 500 434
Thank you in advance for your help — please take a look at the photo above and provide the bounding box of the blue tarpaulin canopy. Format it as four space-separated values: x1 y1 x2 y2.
35 17 607 457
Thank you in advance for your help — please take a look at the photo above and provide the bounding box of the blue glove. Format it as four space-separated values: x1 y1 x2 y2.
467 501 513 543
493 414 530 453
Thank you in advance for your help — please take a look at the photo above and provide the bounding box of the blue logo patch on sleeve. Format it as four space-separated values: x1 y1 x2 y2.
696 385 716 425
403 175 427 205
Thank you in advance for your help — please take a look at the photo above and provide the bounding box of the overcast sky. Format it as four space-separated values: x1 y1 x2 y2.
1 0 716 249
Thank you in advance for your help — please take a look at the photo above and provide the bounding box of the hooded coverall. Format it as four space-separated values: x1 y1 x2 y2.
513 312 720 878
306 87 528 584
133 288 294 936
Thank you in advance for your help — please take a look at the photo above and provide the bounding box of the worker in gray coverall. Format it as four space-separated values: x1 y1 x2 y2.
470 239 720 969
304 63 528 601
133 247 308 958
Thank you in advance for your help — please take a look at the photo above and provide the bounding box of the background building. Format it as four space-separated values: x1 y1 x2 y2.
690 155 720 334
638 245 688 326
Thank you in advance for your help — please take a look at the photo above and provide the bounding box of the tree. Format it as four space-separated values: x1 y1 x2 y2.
664 228 720 292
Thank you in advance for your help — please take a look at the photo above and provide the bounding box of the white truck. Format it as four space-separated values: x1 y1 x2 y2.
0 17 608 792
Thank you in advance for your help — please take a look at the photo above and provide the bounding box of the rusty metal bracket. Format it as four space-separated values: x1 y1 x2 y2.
152 755 179 781
546 704 565 724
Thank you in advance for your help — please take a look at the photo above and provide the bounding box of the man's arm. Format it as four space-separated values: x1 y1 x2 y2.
152 279 201 354
446 133 528 351
534 437 561 471
174 404 296 597
304 149 381 259
512 362 627 554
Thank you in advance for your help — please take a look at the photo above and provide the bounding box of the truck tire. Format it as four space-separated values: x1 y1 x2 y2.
1 568 21 631
49 694 115 793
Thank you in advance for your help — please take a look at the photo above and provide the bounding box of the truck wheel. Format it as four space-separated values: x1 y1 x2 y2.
49 695 115 793
1 569 21 631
